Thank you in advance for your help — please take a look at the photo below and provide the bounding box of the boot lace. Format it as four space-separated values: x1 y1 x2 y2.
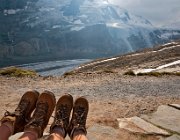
55 105 69 127
28 102 48 127
15 99 30 116
4 99 30 121
74 106 86 126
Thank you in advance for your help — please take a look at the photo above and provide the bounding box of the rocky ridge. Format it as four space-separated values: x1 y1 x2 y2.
73 40 180 74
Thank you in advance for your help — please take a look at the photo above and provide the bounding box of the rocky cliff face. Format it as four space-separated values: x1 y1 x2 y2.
0 0 180 67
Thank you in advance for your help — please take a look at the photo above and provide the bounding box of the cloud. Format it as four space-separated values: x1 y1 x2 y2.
109 0 180 26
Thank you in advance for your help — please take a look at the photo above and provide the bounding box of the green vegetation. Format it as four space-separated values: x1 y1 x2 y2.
137 72 180 77
100 68 115 74
63 68 116 77
124 70 180 77
124 70 136 76
0 67 38 77
63 71 76 77
95 70 115 74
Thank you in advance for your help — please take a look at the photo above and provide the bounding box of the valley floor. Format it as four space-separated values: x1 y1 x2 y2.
0 73 179 131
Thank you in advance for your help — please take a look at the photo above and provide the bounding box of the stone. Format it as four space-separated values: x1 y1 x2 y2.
86 124 119 140
141 105 180 134
117 116 170 136
168 104 180 110
165 134 180 140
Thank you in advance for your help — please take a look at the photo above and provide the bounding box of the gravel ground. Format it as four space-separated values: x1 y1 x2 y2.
0 74 179 128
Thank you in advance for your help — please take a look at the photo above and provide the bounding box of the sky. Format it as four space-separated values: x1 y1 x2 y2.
109 0 180 27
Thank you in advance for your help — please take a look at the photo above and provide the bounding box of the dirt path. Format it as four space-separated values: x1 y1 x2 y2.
0 74 180 129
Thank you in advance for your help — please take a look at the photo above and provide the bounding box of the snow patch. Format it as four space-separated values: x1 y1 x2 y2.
52 25 61 29
161 42 178 46
4 9 21 15
129 43 180 57
79 15 88 18
133 60 180 74
160 32 180 39
156 60 180 70
74 20 83 25
78 57 118 69
39 7 55 12
71 26 85 31
107 23 122 28
134 69 155 74
152 45 180 53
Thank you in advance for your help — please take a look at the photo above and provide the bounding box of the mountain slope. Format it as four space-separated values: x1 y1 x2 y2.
0 0 180 67
73 40 180 74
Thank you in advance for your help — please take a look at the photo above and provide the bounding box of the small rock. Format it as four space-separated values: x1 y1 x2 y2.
168 104 180 110
165 134 180 140
87 124 119 140
117 116 170 136
141 105 180 134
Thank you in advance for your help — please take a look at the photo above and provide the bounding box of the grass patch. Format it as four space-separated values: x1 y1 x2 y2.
137 72 180 77
63 68 116 77
63 71 76 77
96 68 116 74
0 67 38 77
124 70 136 76
124 70 180 77
101 69 115 73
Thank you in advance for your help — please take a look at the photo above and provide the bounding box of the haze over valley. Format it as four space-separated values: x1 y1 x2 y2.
0 0 180 68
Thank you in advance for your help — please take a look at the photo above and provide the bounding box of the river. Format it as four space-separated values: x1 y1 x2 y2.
17 59 91 76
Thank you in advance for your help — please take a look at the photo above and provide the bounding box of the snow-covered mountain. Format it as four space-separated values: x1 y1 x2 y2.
163 21 180 30
0 0 180 67
1 0 153 30
33 0 153 28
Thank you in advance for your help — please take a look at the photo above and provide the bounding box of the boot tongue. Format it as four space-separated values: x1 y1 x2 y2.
15 99 30 116
35 102 48 117
30 102 48 126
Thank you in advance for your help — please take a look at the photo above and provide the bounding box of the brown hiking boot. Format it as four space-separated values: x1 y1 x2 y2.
50 94 73 138
68 97 89 138
0 90 39 134
24 90 56 138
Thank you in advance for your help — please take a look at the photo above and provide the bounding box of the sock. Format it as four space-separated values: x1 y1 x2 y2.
52 126 65 138
73 129 86 138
